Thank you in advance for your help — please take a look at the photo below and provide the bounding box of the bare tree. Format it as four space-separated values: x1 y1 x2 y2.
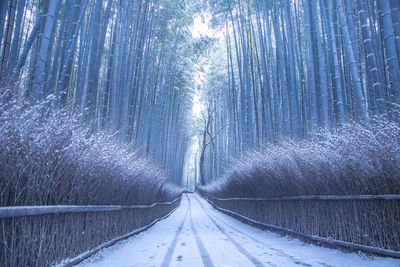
199 104 215 185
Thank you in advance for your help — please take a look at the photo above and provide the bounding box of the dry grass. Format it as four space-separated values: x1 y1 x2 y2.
0 88 183 266
202 118 400 198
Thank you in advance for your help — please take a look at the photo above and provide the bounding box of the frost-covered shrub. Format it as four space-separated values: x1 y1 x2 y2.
0 88 182 206
201 118 400 198
0 88 183 266
198 118 400 251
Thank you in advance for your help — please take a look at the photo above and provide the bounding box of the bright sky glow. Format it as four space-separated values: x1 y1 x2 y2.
192 89 204 118
190 11 223 121
191 13 224 39
192 13 212 38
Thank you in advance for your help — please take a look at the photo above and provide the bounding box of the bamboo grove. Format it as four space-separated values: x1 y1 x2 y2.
1 0 400 186
199 0 400 183
0 0 199 184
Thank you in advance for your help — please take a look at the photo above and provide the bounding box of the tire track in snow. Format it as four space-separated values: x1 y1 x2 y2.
159 197 190 267
193 195 321 267
187 195 216 267
192 195 266 267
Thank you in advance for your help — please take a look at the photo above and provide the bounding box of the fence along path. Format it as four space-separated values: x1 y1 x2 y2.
198 190 400 259
0 198 181 218
0 197 181 267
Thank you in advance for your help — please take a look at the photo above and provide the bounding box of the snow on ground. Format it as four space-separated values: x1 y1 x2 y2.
76 194 400 267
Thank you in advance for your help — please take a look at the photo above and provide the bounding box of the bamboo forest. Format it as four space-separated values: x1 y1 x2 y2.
0 0 400 266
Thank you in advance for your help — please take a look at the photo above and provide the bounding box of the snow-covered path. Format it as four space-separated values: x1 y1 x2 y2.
77 194 400 267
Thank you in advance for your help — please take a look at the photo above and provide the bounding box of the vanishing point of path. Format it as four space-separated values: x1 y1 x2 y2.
77 194 400 267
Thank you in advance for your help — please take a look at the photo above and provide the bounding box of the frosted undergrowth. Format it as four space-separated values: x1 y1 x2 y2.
0 88 182 206
202 117 400 198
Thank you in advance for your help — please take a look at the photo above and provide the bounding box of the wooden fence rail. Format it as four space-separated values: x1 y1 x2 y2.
0 198 180 218
209 194 400 201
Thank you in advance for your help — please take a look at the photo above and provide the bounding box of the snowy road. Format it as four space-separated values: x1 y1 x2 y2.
77 194 400 267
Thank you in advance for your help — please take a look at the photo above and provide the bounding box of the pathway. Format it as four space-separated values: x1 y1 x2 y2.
76 194 400 267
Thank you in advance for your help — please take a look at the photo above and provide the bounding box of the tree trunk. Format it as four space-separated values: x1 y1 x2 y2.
336 0 367 118
32 0 59 101
1 0 17 78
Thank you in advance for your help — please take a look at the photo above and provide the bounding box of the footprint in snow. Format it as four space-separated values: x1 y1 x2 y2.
177 255 183 261
181 242 186 246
